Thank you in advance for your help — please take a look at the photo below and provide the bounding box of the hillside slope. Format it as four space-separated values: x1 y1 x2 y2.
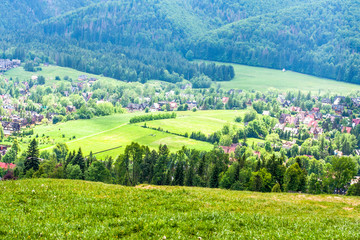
0 179 359 239
1 0 360 85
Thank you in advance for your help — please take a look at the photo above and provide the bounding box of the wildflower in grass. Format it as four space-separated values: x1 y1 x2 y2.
32 190 35 193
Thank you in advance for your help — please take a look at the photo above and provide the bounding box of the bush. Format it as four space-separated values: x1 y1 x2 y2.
271 183 282 192
347 182 360 196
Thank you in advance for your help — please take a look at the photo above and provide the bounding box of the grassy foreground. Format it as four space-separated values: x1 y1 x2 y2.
0 179 359 239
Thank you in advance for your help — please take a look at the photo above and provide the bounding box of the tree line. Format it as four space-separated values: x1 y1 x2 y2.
129 112 176 124
2 140 360 196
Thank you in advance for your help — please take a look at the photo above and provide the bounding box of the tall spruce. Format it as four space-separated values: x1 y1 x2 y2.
24 138 40 173
72 148 86 173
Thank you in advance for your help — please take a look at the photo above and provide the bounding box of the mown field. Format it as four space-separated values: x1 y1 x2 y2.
0 179 359 239
135 110 244 135
208 61 360 93
28 110 237 157
24 110 264 158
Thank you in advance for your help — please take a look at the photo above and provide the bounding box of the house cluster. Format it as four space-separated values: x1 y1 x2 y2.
125 95 198 112
0 59 21 72
0 112 44 135
272 93 360 154
275 107 324 138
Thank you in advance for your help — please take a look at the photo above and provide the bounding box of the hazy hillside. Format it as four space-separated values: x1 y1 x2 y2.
1 0 360 85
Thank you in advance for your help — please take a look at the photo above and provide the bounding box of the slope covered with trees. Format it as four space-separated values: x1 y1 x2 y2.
1 0 360 85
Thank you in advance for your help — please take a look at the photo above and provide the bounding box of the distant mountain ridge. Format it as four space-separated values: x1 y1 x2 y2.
1 0 360 85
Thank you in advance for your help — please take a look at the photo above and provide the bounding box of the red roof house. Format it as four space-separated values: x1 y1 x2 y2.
0 162 16 169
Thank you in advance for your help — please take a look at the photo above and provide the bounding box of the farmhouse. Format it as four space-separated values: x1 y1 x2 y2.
0 59 21 71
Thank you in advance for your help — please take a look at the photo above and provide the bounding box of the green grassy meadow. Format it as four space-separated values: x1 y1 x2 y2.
3 65 121 86
207 61 360 93
1 178 359 239
136 110 245 135
23 110 264 158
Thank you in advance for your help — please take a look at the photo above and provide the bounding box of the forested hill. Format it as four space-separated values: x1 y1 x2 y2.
1 0 360 85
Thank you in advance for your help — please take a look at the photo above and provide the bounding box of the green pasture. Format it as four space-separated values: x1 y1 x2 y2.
21 110 266 158
3 65 121 86
207 61 360 93
138 110 245 135
1 178 359 239
28 112 221 158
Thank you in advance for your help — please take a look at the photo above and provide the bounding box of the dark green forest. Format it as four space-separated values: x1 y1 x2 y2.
1 0 360 84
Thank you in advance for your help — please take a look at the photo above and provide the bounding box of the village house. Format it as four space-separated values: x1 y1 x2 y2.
332 104 344 114
310 126 323 138
282 140 296 150
262 110 270 116
279 114 291 124
186 101 197 110
321 98 331 105
169 102 178 111
66 106 76 113
342 126 352 134
222 97 229 105
78 75 88 81
351 97 360 107
285 116 299 126
150 103 160 112
284 127 299 136
0 59 21 71
290 106 302 112
352 119 360 127
0 145 9 155
127 103 148 111
0 162 16 170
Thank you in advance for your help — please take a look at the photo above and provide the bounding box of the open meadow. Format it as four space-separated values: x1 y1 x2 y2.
3 65 121 86
207 61 360 93
0 178 359 239
23 110 264 158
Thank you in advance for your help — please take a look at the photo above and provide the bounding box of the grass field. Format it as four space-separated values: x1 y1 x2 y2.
1 178 359 239
3 65 121 86
27 112 214 158
136 110 245 135
22 110 263 158
206 61 360 93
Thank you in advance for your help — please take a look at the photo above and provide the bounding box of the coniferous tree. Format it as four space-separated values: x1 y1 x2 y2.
24 139 40 173
72 148 86 173
174 160 185 186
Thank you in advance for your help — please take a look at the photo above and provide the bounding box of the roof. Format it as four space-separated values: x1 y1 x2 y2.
0 162 16 169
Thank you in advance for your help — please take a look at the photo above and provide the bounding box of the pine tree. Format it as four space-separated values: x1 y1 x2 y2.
174 160 185 186
72 148 86 173
24 139 40 173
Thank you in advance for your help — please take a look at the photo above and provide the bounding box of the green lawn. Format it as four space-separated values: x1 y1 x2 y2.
1 179 359 239
206 61 360 93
